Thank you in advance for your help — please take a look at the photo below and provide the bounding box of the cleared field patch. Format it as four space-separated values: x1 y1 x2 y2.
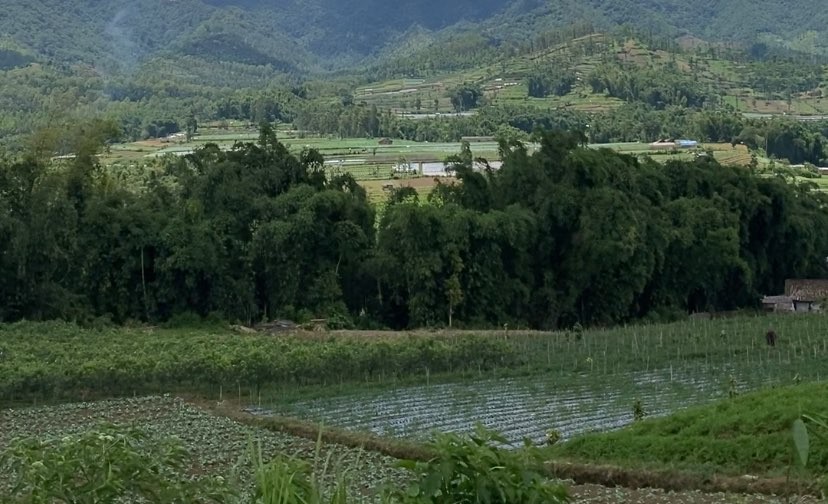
355 78 454 113
710 144 752 165
588 142 756 167
360 176 454 203
490 82 624 112
796 176 828 192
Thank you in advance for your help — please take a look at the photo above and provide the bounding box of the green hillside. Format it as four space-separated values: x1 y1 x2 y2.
0 0 511 72
482 0 828 55
2 0 828 165
2 0 826 74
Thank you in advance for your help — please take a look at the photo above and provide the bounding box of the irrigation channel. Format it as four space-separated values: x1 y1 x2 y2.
248 357 818 445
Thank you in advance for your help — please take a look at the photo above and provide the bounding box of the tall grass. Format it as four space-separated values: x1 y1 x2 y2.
251 431 361 504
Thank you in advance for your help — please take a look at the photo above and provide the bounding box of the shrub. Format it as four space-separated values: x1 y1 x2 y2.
546 429 562 446
394 425 569 504
795 413 828 497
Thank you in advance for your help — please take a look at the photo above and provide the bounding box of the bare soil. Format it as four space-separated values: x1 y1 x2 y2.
571 484 820 503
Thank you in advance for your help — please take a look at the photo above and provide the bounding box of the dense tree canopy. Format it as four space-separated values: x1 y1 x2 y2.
2 127 827 329
370 132 828 328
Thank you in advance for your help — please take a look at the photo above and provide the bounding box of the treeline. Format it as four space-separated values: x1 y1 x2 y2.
0 61 301 147
527 68 576 98
2 127 827 329
289 100 828 166
377 134 828 327
587 62 715 109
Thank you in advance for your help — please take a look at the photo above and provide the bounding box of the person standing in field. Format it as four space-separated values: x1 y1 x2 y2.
766 329 777 347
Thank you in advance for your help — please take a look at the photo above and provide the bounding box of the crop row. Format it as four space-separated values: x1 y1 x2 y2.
2 314 827 407
260 351 827 445
0 396 406 501
0 322 514 403
258 369 719 444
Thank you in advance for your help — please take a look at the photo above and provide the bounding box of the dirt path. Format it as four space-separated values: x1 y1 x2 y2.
571 484 820 503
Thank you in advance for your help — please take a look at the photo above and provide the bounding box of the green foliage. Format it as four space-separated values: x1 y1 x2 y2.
549 383 828 476
0 130 376 324
545 430 562 447
0 396 407 503
376 131 828 328
793 418 810 468
742 60 823 96
632 399 645 422
527 68 576 98
395 426 568 504
371 32 501 78
0 48 33 70
798 413 828 495
5 124 828 330
448 84 484 112
588 62 713 109
250 435 353 504
0 420 570 504
1 0 828 155
0 424 231 503
0 322 516 401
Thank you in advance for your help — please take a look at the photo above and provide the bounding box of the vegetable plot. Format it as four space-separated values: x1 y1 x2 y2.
257 355 825 445
0 396 406 501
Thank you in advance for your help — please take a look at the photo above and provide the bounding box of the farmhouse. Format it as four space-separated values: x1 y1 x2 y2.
649 140 677 151
786 279 828 312
762 279 828 312
761 295 793 313
649 139 699 151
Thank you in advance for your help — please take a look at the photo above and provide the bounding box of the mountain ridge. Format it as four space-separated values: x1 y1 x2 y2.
2 0 826 77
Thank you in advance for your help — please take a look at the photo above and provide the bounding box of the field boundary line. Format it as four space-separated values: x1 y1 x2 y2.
188 395 821 498
547 461 820 498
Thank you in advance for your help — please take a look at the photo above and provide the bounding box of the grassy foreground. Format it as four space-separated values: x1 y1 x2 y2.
547 383 828 478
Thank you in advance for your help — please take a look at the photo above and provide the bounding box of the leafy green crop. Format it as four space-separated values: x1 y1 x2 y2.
394 426 568 504
0 396 409 503
0 424 231 503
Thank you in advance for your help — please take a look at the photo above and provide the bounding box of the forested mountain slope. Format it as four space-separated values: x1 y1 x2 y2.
1 0 826 75
0 0 313 72
0 0 510 72
491 0 827 47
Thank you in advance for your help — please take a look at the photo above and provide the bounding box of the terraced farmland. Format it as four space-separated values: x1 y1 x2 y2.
252 370 720 444
254 362 825 446
253 315 828 445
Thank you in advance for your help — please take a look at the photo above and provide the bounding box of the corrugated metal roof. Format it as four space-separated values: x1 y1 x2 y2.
785 279 828 302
